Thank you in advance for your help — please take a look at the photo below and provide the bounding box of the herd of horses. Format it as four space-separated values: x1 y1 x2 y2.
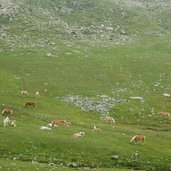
1 101 36 116
1 90 171 144
1 91 38 126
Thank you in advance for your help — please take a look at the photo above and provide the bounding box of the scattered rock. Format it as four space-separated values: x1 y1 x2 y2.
46 53 52 57
56 95 125 114
130 96 143 100
162 93 170 97
111 155 119 160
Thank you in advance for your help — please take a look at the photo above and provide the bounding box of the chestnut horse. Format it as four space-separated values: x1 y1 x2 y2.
51 119 71 128
130 135 146 144
158 112 170 120
2 109 13 116
25 101 36 108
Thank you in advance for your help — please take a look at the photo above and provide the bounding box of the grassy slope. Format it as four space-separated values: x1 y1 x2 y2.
1 35 171 170
0 0 171 170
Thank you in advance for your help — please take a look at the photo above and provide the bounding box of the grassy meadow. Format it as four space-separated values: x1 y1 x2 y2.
1 0 171 170
0 34 171 171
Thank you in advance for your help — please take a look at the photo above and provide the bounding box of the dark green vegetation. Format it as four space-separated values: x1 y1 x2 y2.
0 0 171 170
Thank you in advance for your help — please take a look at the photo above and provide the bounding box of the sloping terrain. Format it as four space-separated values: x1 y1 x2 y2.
0 0 171 170
0 0 171 49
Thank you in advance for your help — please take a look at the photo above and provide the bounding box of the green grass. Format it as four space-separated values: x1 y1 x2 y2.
0 0 171 170
1 34 171 170
0 159 133 171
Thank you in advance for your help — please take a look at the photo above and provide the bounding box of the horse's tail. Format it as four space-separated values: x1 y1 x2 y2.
51 121 55 128
25 103 28 107
130 135 137 143
111 118 115 124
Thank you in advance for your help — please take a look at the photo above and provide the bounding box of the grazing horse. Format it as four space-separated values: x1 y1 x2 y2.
35 91 40 97
25 101 36 108
21 90 28 96
73 132 85 138
11 120 16 127
93 125 102 132
3 117 11 127
3 117 16 127
102 115 115 126
40 126 51 130
158 112 170 120
2 109 13 116
130 135 146 144
51 119 71 128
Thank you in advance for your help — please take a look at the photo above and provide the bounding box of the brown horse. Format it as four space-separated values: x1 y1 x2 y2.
25 101 36 108
2 109 13 116
51 119 71 128
158 112 170 120
130 135 146 144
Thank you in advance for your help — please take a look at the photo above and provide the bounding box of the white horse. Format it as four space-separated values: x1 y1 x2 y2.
35 91 40 97
93 125 102 132
11 120 16 127
3 117 11 127
73 132 85 138
102 115 115 126
21 90 28 96
40 126 52 130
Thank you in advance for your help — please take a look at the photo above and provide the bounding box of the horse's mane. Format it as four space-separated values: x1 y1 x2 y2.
130 135 137 143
